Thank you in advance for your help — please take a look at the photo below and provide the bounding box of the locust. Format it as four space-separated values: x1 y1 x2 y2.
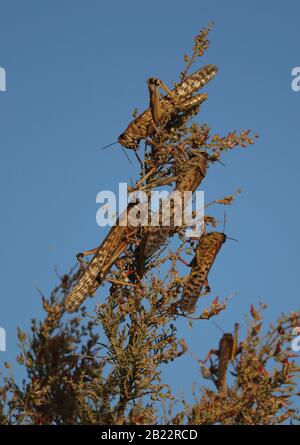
201 323 241 397
180 231 226 313
135 153 208 278
118 64 218 150
64 203 139 313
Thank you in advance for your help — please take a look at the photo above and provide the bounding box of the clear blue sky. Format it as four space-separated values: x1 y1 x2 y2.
0 0 299 408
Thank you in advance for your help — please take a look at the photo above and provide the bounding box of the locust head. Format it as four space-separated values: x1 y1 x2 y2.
118 132 139 150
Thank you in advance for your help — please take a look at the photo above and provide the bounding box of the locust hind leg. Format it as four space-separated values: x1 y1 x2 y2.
76 246 99 270
200 348 219 365
147 78 163 131
200 348 220 389
147 77 180 133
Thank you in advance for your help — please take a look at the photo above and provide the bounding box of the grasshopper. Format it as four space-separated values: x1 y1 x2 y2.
135 153 208 278
64 203 139 313
180 231 226 313
202 323 240 397
118 64 218 150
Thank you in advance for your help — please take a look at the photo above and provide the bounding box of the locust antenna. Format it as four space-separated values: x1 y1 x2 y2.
121 146 132 165
100 140 132 165
222 212 239 241
223 211 226 234
134 150 144 171
211 319 224 335
100 141 118 150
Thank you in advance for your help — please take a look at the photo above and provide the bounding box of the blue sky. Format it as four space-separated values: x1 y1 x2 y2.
0 0 299 408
